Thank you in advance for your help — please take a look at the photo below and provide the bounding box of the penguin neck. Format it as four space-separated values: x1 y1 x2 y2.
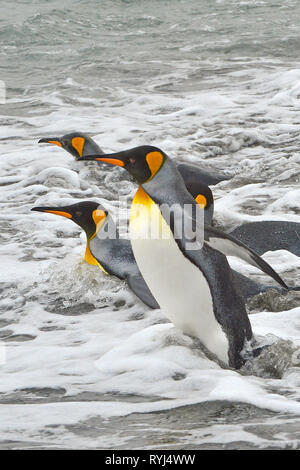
84 214 117 272
131 160 185 234
84 240 100 266
142 158 192 206
83 139 104 156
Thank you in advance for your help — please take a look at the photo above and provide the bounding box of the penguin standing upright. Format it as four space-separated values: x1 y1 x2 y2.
79 145 287 368
31 201 159 309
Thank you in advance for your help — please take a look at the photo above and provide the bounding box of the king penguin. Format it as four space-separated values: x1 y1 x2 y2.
38 132 102 160
79 147 288 289
39 132 230 185
39 133 300 258
79 145 288 368
39 134 300 267
39 132 215 225
31 201 159 309
39 133 288 298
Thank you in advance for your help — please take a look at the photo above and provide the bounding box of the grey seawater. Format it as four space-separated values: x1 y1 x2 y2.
1 0 300 450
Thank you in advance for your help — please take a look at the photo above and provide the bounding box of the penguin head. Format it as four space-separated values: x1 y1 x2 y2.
31 201 108 240
38 132 98 159
183 180 214 224
80 145 167 184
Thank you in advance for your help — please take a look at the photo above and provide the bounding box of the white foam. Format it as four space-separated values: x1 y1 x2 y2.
1 61 300 448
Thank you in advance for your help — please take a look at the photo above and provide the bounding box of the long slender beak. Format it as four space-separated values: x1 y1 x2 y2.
80 153 125 167
31 206 72 219
38 137 62 147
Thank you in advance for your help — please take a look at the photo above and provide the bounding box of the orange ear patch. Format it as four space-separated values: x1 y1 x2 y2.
45 210 72 218
195 194 207 208
72 137 85 157
146 151 164 180
92 209 107 227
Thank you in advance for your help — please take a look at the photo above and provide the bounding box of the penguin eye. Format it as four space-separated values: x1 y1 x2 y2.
129 157 136 164
75 211 82 217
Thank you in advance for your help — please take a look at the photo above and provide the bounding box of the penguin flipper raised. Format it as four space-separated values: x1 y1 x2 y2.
127 275 160 310
205 226 289 290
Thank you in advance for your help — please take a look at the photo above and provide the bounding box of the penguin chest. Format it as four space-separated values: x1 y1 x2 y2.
129 187 229 365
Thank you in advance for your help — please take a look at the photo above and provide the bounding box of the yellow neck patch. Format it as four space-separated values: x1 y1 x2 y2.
130 186 154 232
84 241 108 274
72 137 85 157
195 194 207 208
146 151 164 181
131 186 153 207
84 242 100 266
130 186 172 241
84 209 108 274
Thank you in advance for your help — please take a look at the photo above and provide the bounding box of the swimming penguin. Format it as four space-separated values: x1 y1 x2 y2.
31 201 159 310
38 132 230 185
38 132 104 159
38 133 215 225
80 145 288 368
230 221 300 258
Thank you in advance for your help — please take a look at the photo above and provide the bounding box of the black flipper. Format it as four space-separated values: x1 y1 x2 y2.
127 275 160 310
230 221 300 257
176 162 231 186
205 225 289 290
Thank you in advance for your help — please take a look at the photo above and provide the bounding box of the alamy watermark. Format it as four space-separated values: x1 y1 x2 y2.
96 197 205 250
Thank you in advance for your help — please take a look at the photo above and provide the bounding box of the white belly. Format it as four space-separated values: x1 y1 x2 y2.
130 188 229 365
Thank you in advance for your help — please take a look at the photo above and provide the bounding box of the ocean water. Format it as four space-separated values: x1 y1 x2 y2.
1 0 300 449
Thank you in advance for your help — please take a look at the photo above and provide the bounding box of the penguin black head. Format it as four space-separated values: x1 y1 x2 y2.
79 145 214 222
183 180 214 225
80 145 167 184
182 180 213 209
31 201 108 240
38 132 102 159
